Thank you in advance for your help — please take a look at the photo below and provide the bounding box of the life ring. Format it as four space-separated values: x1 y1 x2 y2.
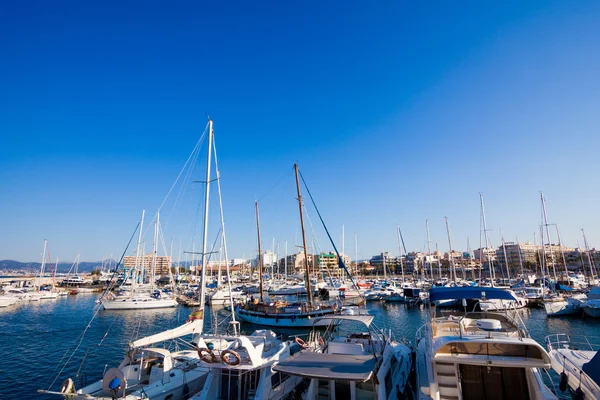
198 347 216 363
319 337 325 347
221 349 241 366
295 337 308 348
60 378 75 394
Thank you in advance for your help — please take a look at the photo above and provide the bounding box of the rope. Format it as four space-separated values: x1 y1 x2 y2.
298 169 361 293
257 170 292 203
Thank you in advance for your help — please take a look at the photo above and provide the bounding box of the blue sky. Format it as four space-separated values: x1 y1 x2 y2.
2 1 600 263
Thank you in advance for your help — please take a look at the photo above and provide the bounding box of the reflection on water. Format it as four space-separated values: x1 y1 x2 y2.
0 295 597 399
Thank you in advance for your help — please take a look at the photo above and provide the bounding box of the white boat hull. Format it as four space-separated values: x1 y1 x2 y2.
548 348 600 399
102 298 178 310
0 297 18 307
544 299 581 316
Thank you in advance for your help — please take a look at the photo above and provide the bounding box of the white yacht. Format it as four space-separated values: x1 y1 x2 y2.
102 292 177 310
0 295 18 307
582 287 600 318
209 287 246 305
274 314 413 400
478 289 529 310
415 287 557 400
546 333 600 399
544 293 586 317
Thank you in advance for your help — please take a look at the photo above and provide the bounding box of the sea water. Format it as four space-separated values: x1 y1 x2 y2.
0 294 593 399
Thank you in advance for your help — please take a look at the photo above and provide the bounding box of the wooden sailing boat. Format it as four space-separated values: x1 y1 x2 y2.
235 164 337 327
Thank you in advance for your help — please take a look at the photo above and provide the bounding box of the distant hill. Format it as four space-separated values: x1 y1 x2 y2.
0 260 103 273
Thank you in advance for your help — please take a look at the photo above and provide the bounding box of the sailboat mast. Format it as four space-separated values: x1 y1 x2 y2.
397 226 406 285
255 201 264 303
554 225 569 277
500 230 511 283
284 241 288 278
582 229 597 282
212 137 237 333
354 233 358 278
198 119 214 310
480 193 494 283
294 164 313 307
39 239 47 290
151 212 159 289
516 237 525 279
445 217 457 284
425 220 434 280
540 192 558 282
134 210 145 291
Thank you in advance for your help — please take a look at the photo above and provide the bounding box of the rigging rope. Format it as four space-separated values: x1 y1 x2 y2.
298 169 361 294
48 222 140 390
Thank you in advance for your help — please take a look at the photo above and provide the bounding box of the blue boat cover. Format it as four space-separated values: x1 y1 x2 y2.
429 286 517 302
582 351 600 388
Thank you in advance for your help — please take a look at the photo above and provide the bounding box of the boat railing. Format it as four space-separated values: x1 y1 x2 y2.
545 333 600 352
457 311 526 340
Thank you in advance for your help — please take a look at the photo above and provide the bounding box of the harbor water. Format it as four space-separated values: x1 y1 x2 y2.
0 294 593 399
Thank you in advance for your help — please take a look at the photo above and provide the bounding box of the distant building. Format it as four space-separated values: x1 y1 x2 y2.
123 254 172 277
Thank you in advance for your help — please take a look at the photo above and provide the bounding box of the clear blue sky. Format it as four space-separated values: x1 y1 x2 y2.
2 1 600 263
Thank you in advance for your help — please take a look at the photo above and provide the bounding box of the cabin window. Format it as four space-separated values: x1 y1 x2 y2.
438 342 542 359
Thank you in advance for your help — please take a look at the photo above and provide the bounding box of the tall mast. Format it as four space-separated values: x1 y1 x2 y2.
211 136 237 334
555 225 569 277
500 230 510 283
198 119 214 310
582 229 597 283
255 201 264 303
39 239 47 290
445 217 457 284
480 193 494 283
467 236 475 281
151 212 159 289
425 220 434 280
516 237 525 278
354 233 358 278
397 226 406 285
134 210 145 292
294 163 313 307
540 192 558 282
284 241 288 278
382 249 387 280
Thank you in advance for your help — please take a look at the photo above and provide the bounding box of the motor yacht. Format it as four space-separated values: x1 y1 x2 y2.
415 287 557 400
274 314 413 399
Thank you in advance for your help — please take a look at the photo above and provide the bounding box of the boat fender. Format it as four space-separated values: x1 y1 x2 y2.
198 347 217 363
573 387 584 400
221 349 241 366
60 378 75 394
559 371 568 392
295 337 308 348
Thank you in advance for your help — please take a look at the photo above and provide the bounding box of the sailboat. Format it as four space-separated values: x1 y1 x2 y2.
539 193 586 317
102 211 178 311
38 240 58 300
235 164 337 328
43 119 222 399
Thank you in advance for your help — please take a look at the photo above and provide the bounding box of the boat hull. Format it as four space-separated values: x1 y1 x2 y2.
102 298 178 310
235 307 335 327
544 299 581 317
583 305 600 318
